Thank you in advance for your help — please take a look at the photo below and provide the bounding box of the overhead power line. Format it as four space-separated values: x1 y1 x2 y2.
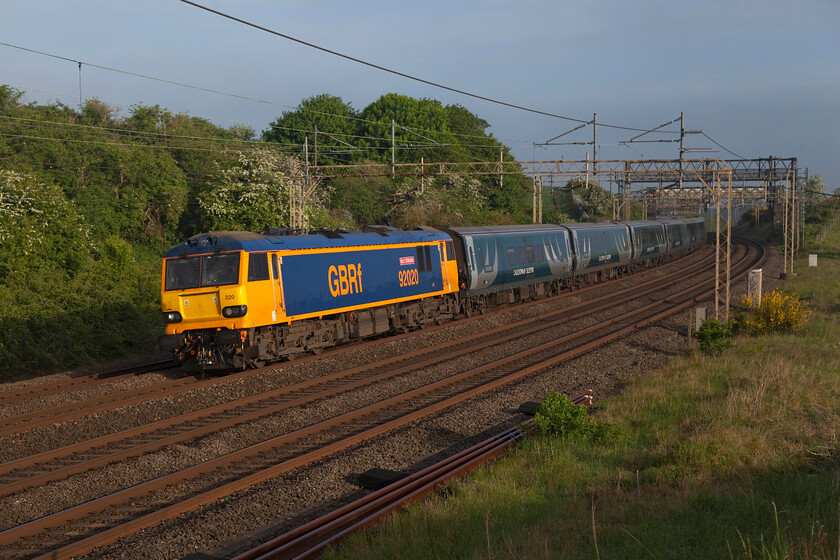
177 0 674 135
701 132 748 160
0 41 297 111
1 34 748 158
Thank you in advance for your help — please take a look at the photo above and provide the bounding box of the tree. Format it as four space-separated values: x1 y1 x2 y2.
388 175 489 228
199 148 335 232
0 85 25 114
569 178 612 221
0 169 91 279
329 174 396 225
803 174 827 203
263 94 359 165
358 93 458 164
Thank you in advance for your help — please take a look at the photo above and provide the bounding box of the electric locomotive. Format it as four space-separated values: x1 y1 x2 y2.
159 226 459 370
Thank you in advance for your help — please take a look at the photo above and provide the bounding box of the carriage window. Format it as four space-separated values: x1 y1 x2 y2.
526 246 536 263
507 247 517 265
481 242 495 273
248 253 270 282
578 235 589 257
551 235 564 261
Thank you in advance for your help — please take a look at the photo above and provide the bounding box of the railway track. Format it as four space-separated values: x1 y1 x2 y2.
0 244 719 494
230 391 594 560
0 243 716 459
0 358 176 408
0 238 764 559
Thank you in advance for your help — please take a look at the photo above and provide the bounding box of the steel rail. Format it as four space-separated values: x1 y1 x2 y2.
0 359 175 406
0 376 202 437
0 246 716 495
232 391 594 560
3 239 763 559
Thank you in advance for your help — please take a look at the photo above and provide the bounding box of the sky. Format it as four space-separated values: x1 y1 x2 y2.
2 1 839 189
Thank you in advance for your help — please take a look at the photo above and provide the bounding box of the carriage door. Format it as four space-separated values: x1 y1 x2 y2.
270 253 286 321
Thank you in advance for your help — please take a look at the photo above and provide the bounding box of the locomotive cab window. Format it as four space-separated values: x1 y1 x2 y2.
248 253 270 282
201 252 240 287
164 252 241 291
165 257 200 291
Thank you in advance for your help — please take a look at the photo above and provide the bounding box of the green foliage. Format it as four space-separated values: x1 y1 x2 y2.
802 174 827 204
199 148 342 231
329 174 397 225
261 91 529 224
388 175 490 228
263 94 358 166
358 93 455 164
533 391 611 442
567 178 612 221
693 317 734 354
0 90 249 377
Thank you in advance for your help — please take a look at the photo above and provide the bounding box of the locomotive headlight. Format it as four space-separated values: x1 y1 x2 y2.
222 305 247 318
163 311 182 323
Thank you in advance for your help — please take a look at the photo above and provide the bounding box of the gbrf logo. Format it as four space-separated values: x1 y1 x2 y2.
328 264 363 297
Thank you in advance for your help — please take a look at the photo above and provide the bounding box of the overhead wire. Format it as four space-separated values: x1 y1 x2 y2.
1 26 744 163
176 0 682 136
700 132 749 160
0 112 511 159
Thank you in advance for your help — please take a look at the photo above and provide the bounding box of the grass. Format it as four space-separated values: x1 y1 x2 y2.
324 222 840 560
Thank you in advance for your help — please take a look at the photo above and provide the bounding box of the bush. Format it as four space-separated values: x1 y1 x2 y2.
735 290 811 335
693 318 734 354
533 391 611 442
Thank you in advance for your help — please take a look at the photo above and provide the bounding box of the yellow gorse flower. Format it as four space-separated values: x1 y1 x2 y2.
738 289 810 333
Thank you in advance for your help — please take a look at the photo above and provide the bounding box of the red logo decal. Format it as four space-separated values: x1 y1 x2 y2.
399 256 415 266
